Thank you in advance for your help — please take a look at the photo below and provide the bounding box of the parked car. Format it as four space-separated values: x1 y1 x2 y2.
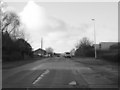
64 52 71 58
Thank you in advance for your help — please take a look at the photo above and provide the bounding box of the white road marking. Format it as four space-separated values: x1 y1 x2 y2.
32 69 50 85
40 74 44 77
43 69 49 75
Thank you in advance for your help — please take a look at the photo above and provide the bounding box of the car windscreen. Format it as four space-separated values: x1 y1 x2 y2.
66 53 70 54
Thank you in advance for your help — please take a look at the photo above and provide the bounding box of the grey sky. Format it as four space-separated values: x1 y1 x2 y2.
6 1 118 53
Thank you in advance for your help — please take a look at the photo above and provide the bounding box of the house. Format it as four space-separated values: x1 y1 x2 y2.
95 42 118 50
33 48 47 56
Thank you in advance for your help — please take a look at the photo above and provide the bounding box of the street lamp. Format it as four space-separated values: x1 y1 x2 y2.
92 19 97 59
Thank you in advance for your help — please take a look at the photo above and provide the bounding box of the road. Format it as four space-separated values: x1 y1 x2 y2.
2 57 119 88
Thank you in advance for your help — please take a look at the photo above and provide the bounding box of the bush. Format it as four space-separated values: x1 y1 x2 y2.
2 52 22 62
75 37 95 57
2 32 33 62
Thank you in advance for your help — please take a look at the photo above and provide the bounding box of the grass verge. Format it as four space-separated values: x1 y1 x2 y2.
2 57 45 69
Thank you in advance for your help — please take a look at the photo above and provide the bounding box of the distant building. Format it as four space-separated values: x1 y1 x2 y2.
95 42 118 50
70 49 76 56
33 48 47 56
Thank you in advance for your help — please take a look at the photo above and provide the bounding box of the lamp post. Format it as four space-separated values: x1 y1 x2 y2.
92 19 97 59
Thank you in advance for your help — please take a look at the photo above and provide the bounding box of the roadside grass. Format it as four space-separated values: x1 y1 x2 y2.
72 57 118 67
72 57 119 74
2 57 45 69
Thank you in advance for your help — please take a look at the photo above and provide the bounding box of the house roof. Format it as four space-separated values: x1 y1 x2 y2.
34 48 46 53
100 42 117 44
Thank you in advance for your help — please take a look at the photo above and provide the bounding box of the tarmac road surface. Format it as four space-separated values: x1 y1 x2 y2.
2 57 119 88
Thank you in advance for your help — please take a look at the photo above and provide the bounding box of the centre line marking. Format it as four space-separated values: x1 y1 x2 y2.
32 69 50 85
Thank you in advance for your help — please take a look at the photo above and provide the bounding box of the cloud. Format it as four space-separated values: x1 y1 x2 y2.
19 0 46 34
19 0 93 52
45 16 67 32
42 19 91 52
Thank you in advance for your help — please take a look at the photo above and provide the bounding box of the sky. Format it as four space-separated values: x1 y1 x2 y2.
4 0 118 53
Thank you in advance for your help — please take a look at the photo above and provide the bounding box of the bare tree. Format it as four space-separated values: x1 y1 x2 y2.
0 0 7 33
2 11 20 35
75 37 94 57
76 37 93 49
46 47 54 53
0 1 23 40
46 47 54 57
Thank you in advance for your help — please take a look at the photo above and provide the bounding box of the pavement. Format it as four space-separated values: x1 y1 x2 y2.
2 57 119 88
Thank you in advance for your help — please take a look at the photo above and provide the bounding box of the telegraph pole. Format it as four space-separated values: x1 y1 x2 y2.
41 37 43 49
92 19 97 59
41 37 43 56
